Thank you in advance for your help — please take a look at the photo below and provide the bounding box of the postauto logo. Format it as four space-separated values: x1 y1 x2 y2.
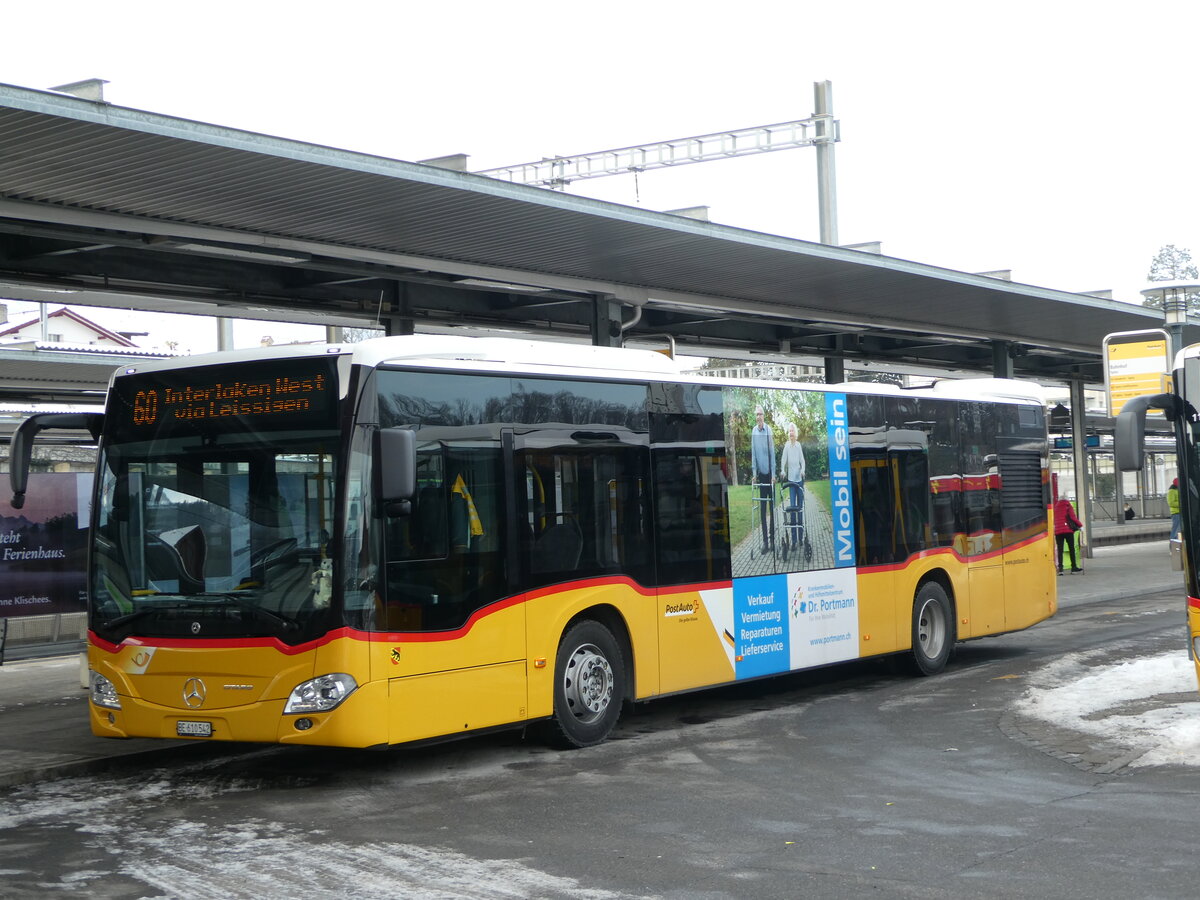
665 595 704 618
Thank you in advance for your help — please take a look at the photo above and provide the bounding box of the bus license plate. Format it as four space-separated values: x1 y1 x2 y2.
177 720 213 737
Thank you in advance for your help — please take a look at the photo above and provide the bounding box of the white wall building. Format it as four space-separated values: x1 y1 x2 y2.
0 304 139 349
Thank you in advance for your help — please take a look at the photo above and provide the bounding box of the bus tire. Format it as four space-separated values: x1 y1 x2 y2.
544 620 626 749
909 581 954 676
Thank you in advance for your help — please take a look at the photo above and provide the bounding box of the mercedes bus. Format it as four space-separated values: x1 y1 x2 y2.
1115 342 1200 692
8 335 1056 748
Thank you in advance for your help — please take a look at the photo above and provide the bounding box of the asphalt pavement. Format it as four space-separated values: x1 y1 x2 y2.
0 536 1185 789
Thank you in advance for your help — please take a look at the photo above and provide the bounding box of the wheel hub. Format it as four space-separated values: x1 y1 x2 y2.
917 599 946 657
564 644 614 721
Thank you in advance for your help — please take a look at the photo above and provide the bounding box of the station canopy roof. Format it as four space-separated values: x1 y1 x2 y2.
1 81 1194 402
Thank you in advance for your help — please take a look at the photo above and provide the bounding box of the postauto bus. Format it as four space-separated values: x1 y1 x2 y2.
1116 340 1200 693
8 335 1056 749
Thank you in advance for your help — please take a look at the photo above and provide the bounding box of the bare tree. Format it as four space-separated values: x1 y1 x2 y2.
847 370 904 387
340 326 385 344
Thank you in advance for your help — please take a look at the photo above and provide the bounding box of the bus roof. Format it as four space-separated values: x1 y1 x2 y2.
109 334 1046 407
351 334 683 376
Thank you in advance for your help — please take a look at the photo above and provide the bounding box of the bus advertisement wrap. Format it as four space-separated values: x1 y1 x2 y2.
725 388 860 679
734 577 789 678
788 568 858 669
826 392 856 567
0 473 90 618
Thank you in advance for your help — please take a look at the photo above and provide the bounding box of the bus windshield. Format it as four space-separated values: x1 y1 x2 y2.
90 357 341 645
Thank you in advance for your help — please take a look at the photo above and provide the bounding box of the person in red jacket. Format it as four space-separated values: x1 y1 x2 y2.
1053 496 1083 574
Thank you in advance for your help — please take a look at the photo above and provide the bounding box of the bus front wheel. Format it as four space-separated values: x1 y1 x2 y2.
910 582 954 676
545 620 626 749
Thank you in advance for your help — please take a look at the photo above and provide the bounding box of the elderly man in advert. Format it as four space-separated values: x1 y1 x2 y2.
751 404 775 552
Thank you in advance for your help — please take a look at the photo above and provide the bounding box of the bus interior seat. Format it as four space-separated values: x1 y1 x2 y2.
145 526 207 594
531 520 583 574
415 486 447 558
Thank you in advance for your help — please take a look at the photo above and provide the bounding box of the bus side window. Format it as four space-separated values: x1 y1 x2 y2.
961 403 1001 552
922 398 962 549
516 437 651 591
848 395 893 566
996 403 1048 545
380 445 505 632
888 396 932 561
652 448 731 585
384 451 447 562
649 398 730 586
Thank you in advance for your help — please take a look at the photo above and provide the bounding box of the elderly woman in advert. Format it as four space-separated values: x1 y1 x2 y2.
779 422 806 512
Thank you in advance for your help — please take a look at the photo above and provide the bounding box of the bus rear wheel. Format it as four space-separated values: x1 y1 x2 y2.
545 620 626 749
910 582 954 676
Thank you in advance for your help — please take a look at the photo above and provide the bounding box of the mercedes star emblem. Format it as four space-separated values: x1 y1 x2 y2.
182 677 207 708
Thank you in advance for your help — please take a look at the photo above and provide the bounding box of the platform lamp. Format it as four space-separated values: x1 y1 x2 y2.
1141 280 1199 360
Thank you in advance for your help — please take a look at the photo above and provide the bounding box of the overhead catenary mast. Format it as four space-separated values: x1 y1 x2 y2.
472 81 840 244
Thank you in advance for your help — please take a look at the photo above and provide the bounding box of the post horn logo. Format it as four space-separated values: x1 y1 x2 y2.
182 677 207 708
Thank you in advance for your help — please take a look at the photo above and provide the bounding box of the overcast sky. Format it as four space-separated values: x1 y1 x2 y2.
2 1 1198 350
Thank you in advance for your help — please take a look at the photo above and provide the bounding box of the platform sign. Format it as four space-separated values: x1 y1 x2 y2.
1104 329 1171 418
1053 435 1101 450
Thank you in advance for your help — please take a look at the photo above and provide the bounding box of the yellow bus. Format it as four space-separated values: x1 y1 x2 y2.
9 335 1056 748
1116 341 1200 692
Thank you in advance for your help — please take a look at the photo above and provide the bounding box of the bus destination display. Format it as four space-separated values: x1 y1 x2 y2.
112 358 338 437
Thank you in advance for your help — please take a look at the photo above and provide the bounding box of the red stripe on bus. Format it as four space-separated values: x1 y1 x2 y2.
89 580 639 654
361 593 530 643
659 580 732 595
88 538 1046 654
524 575 653 603
858 531 1048 573
89 577 674 653
364 575 692 642
88 628 354 656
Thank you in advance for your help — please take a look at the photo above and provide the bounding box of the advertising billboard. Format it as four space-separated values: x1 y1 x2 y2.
0 473 90 618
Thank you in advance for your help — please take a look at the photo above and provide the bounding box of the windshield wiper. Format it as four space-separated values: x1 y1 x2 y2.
104 602 190 631
104 591 301 633
202 592 302 632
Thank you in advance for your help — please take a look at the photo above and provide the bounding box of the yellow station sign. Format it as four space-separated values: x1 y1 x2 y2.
1104 330 1170 417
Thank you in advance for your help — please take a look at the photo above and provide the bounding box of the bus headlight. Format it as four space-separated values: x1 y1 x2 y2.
90 671 122 710
284 673 358 714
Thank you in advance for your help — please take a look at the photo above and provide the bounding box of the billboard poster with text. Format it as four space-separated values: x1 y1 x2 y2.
0 473 91 618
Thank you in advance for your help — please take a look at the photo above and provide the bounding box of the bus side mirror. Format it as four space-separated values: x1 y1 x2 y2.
9 412 104 509
1114 392 1177 472
377 427 416 516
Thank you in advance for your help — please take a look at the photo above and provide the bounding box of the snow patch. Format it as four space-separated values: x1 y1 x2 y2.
1016 650 1200 767
0 770 648 898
